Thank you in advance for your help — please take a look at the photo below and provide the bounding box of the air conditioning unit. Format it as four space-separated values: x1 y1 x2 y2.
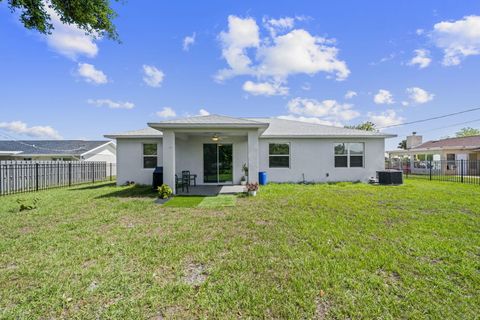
377 170 403 185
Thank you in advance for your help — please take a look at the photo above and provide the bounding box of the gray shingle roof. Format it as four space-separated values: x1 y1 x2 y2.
106 116 396 139
0 140 110 155
104 127 162 139
153 114 265 125
250 118 396 138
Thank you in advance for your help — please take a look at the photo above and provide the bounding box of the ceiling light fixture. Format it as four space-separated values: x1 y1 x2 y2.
211 134 220 142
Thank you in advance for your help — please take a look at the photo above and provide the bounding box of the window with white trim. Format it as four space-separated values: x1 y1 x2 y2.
143 143 158 168
334 143 364 168
269 143 290 168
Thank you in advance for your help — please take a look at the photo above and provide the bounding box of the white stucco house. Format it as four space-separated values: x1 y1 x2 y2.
105 115 395 192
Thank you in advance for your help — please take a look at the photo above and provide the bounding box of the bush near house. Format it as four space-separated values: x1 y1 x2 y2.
0 180 479 318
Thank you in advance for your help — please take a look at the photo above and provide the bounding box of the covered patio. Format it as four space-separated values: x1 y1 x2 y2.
148 115 269 194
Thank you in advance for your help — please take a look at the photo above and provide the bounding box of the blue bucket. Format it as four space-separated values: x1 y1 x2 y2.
258 171 267 185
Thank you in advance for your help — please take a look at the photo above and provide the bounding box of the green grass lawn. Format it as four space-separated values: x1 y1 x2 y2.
162 196 205 208
163 195 237 208
0 180 479 319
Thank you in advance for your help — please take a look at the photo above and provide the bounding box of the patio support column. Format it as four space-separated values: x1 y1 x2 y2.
162 130 176 193
247 129 259 183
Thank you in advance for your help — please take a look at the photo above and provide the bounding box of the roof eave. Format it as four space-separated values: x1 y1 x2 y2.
260 134 396 139
148 122 269 130
104 134 163 139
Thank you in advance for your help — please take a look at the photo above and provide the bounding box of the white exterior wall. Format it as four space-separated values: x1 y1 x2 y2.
83 143 116 163
176 135 247 184
259 138 385 183
115 136 386 186
116 138 163 186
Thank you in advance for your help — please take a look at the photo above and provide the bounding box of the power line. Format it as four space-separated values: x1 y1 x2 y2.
420 117 480 133
378 106 480 129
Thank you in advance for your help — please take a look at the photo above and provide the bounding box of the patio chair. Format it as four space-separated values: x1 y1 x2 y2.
181 170 197 186
175 174 189 193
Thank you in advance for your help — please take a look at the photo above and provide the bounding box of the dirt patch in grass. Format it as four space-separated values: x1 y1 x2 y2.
153 265 177 285
19 226 33 234
183 262 208 286
152 305 189 320
314 297 330 319
377 269 401 286
255 219 273 226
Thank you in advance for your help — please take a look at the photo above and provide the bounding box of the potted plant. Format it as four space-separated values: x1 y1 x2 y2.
157 184 173 199
246 182 259 196
240 176 247 186
241 163 248 185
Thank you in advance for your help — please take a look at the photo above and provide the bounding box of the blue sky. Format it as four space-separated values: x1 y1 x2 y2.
1 0 480 149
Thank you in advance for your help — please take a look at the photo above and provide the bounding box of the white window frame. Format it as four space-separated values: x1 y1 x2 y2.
334 142 365 168
142 143 158 169
268 143 290 168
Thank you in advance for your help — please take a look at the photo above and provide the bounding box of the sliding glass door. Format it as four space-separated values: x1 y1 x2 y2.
203 144 233 183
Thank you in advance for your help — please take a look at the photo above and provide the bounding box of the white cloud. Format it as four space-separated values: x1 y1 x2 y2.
87 99 135 110
408 49 431 69
263 16 295 37
374 89 394 104
401 101 410 107
183 33 196 51
406 87 434 104
242 81 288 96
416 29 425 35
257 29 350 81
184 108 211 117
142 65 165 88
432 15 480 66
367 110 404 128
77 63 108 84
370 53 396 66
198 108 210 116
216 16 260 81
45 7 98 59
216 15 349 86
156 107 176 118
0 121 62 139
344 90 357 99
277 114 340 126
286 97 359 125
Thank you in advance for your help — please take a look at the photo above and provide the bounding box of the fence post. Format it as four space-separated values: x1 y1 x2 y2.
92 162 95 183
35 163 39 191
461 159 464 183
110 163 112 181
429 160 432 180
406 159 409 178
68 162 72 187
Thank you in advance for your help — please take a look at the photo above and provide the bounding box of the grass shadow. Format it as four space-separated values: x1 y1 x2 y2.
96 185 157 199
70 182 117 190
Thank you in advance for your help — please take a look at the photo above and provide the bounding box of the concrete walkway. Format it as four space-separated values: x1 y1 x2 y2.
177 185 245 196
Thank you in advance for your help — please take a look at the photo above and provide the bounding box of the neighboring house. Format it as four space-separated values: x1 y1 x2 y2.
387 133 480 174
0 140 116 163
105 115 395 192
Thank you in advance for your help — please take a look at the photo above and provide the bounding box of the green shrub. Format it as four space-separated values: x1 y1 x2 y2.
16 198 39 212
157 184 173 199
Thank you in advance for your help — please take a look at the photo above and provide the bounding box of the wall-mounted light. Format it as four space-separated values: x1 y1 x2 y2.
211 134 220 142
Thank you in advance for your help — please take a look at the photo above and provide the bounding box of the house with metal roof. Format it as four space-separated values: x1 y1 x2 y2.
0 140 116 163
105 114 395 192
